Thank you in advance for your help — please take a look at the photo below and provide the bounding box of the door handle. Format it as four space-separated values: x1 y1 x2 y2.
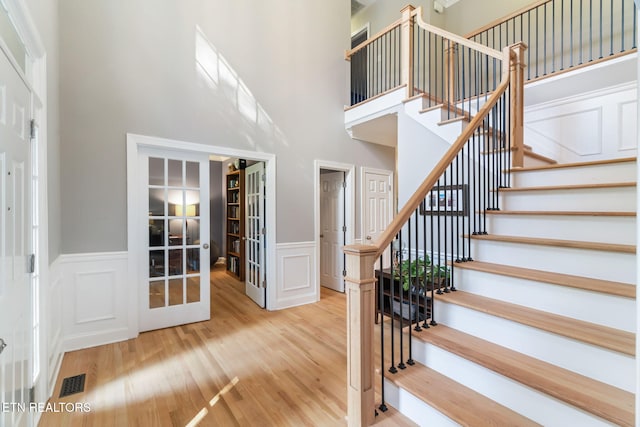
366 236 372 240
0 338 6 355
203 243 209 249
320 234 324 238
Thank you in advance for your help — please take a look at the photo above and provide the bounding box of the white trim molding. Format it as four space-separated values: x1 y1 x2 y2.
314 160 356 298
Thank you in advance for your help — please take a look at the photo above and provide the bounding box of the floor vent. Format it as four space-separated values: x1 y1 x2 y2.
59 373 86 398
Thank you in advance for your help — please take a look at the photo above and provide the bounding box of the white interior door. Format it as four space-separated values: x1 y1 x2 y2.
245 162 265 307
0 47 32 427
363 169 393 245
320 171 344 292
139 149 210 332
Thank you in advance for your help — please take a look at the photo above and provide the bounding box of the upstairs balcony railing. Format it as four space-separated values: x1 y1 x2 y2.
466 0 637 81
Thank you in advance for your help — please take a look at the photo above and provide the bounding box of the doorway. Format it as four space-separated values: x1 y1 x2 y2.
127 134 276 332
0 40 33 427
314 161 355 297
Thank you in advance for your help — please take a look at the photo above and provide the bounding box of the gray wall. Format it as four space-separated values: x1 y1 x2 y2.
25 0 61 262
59 0 394 253
351 1 443 36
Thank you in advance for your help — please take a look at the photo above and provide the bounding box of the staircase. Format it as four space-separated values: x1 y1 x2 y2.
381 157 637 426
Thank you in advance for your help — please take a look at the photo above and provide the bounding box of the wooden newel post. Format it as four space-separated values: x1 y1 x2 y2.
400 5 415 99
508 42 527 168
344 244 378 427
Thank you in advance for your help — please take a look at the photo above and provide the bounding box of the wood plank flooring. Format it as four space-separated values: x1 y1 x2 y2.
39 266 415 427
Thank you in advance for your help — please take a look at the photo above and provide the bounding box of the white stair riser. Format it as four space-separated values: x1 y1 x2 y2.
412 342 620 427
512 162 637 187
469 239 635 283
498 186 636 211
456 268 636 332
404 98 465 144
435 303 636 392
384 379 459 427
486 214 636 245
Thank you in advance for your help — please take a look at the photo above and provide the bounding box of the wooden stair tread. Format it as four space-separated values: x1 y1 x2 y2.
414 325 635 427
513 157 637 172
485 210 636 217
499 181 636 192
436 291 635 356
454 260 636 298
511 156 636 172
387 363 541 427
469 233 636 254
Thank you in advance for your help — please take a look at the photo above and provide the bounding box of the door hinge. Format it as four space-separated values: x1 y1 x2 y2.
342 226 347 233
342 270 347 277
342 181 347 188
30 120 37 139
0 338 6 355
27 254 36 274
261 173 266 182
261 227 266 236
29 387 35 404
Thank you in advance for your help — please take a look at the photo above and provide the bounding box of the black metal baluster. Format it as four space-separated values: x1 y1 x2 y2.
542 3 547 76
621 0 625 52
570 0 574 67
528 11 532 79
378 254 388 412
561 0 565 69
406 218 414 367
429 194 437 326
414 210 422 333
580 0 584 64
590 0 594 61
388 237 397 374
599 0 604 58
421 199 430 329
397 229 406 371
610 0 614 55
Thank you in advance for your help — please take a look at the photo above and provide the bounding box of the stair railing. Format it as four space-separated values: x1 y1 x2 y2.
465 0 637 82
344 27 526 427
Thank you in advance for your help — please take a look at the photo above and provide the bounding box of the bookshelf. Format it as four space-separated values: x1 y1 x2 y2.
226 169 245 280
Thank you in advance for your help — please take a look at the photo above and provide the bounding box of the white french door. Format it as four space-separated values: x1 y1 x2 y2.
320 171 345 292
139 148 210 332
0 46 32 427
244 162 265 308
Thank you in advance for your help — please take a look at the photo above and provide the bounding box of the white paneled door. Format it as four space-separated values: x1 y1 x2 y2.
245 162 266 308
139 149 210 332
363 169 393 245
0 47 32 427
320 171 345 292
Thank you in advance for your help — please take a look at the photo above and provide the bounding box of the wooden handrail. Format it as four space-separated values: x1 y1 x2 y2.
464 0 552 39
345 18 404 60
411 6 504 60
372 45 513 259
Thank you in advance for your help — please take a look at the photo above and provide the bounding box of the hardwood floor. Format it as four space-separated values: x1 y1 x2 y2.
39 266 415 427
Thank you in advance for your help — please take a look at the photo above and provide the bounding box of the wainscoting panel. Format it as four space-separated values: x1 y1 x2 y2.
274 242 317 310
59 252 131 351
525 82 637 163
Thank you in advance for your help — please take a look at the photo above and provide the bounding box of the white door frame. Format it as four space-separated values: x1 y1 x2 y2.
360 167 394 245
0 0 51 418
127 133 277 329
314 160 355 299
